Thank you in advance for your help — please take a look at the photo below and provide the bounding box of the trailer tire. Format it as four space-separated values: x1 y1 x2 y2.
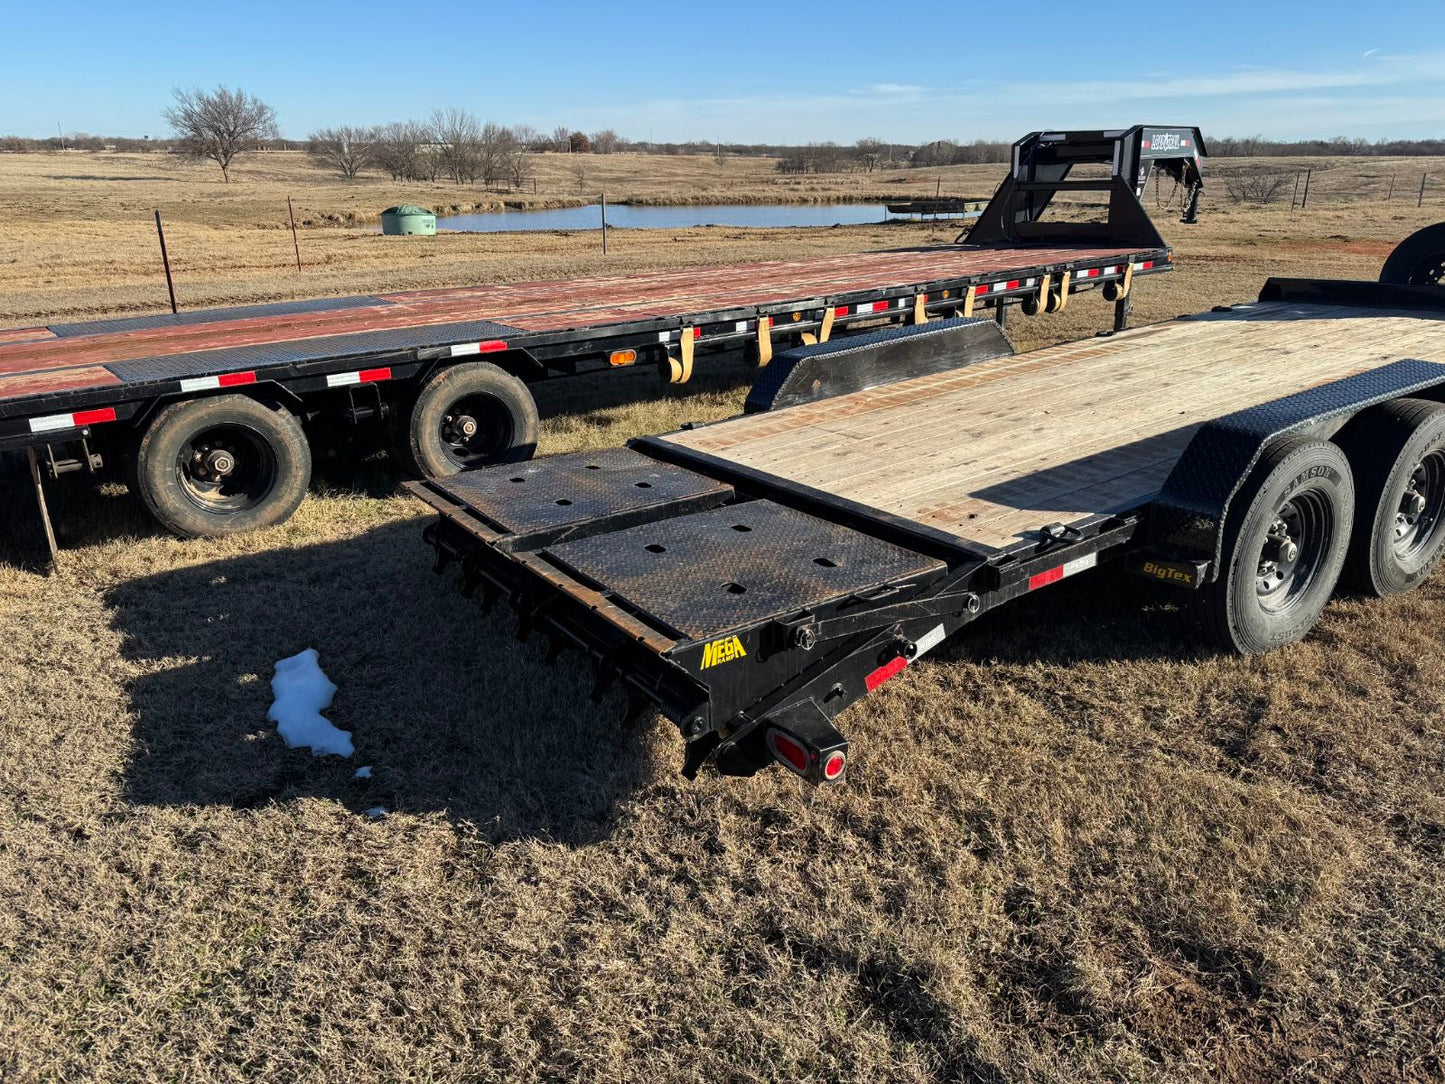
393 361 538 478
1194 438 1354 654
134 394 311 539
1337 398 1445 597
1379 223 1445 286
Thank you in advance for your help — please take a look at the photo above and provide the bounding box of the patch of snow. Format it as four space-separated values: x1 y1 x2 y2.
364 806 387 820
267 648 353 758
353 766 373 779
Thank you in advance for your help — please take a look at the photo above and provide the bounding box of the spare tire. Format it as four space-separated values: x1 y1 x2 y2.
1379 223 1445 285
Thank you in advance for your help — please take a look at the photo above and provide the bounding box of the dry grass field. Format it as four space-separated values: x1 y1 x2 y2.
2 150 1445 1083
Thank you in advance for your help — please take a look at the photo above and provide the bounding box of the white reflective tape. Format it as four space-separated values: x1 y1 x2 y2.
29 414 73 433
734 320 749 332
1062 553 1098 577
449 343 481 357
657 331 674 343
179 376 221 392
914 623 947 658
1024 278 1036 287
326 371 362 388
1104 265 1119 274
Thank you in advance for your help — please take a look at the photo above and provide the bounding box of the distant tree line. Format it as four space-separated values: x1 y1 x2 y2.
9 95 1445 186
1209 135 1445 157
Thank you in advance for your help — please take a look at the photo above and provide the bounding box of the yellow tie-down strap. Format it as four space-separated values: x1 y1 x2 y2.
666 327 697 384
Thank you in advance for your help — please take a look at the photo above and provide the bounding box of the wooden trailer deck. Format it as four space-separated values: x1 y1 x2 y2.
658 300 1445 551
0 242 1151 408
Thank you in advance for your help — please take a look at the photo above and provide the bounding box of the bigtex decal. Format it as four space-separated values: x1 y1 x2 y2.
700 635 748 669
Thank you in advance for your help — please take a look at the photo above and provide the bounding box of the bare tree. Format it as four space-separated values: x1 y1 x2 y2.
373 120 428 181
570 159 587 193
478 122 515 186
591 129 621 155
508 146 535 189
568 130 591 154
854 137 885 172
164 86 278 182
511 124 542 152
430 107 484 184
308 125 376 179
551 125 571 152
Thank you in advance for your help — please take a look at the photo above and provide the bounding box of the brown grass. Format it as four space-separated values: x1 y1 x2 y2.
2 153 1445 1083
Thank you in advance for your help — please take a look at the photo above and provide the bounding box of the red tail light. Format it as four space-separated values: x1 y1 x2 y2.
822 752 846 781
767 729 810 776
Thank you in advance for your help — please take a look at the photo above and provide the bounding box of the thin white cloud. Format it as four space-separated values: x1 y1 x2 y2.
565 50 1445 143
855 83 925 96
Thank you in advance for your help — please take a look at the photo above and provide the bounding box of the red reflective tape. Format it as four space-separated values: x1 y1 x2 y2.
1004 279 1020 290
1080 268 1098 278
865 655 908 692
357 367 392 383
218 371 257 387
834 305 849 316
72 407 116 426
478 340 507 352
1028 566 1065 591
1140 261 1154 270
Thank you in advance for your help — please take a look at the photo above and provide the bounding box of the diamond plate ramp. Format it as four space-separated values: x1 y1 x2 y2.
432 447 733 541
545 499 944 642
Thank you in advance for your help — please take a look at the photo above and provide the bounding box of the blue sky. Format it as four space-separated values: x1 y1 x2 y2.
3 1 1444 143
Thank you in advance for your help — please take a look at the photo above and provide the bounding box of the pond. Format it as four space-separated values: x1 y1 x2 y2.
435 202 896 232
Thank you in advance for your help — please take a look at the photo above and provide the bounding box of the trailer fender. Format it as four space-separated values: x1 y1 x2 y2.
1147 358 1445 579
743 316 1013 413
419 345 545 386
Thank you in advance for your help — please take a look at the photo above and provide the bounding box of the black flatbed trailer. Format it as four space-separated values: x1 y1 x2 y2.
411 264 1445 786
0 127 1205 567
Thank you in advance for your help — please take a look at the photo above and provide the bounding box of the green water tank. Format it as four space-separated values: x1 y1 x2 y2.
380 204 436 236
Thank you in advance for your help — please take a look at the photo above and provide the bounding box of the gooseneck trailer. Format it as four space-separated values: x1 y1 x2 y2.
0 127 1203 565
410 256 1445 786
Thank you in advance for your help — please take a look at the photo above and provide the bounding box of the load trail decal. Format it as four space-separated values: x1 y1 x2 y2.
699 635 748 669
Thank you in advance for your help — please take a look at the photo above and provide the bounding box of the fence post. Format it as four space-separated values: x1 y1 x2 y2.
601 191 608 255
1300 168 1312 210
154 210 178 314
1387 174 1395 200
287 196 302 272
1420 173 1428 208
1291 172 1300 210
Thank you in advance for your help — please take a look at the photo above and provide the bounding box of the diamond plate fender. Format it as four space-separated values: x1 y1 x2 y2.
1148 358 1445 576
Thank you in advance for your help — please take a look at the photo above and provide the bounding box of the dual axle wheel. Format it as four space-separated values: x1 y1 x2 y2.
1198 400 1445 653
131 362 537 538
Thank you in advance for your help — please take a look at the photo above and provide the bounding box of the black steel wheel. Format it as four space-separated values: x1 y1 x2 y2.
1194 437 1354 654
1337 397 1445 596
1379 222 1445 286
135 394 311 538
393 361 538 478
